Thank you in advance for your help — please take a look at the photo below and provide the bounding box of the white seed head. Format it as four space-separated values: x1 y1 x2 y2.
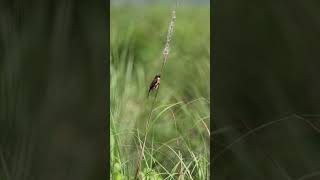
160 7 176 64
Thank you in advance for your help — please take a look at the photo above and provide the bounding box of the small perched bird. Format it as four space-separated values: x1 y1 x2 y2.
148 75 161 97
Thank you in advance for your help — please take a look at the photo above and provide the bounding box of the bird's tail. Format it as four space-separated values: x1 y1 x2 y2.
147 90 150 97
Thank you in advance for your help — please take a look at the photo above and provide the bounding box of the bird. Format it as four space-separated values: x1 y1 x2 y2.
148 75 161 97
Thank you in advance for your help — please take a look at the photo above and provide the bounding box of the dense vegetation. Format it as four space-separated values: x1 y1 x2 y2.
110 5 210 179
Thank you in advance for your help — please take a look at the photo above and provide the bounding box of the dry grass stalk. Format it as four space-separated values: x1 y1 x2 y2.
134 4 177 180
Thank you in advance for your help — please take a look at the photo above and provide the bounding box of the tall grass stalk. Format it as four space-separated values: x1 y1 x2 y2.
134 5 177 180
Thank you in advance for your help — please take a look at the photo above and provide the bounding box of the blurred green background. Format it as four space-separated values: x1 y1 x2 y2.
214 0 320 179
110 1 210 179
0 1 107 180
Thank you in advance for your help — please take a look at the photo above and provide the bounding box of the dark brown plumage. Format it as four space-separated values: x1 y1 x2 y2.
148 75 160 97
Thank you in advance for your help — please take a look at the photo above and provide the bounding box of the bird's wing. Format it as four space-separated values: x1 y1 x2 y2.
149 78 157 89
